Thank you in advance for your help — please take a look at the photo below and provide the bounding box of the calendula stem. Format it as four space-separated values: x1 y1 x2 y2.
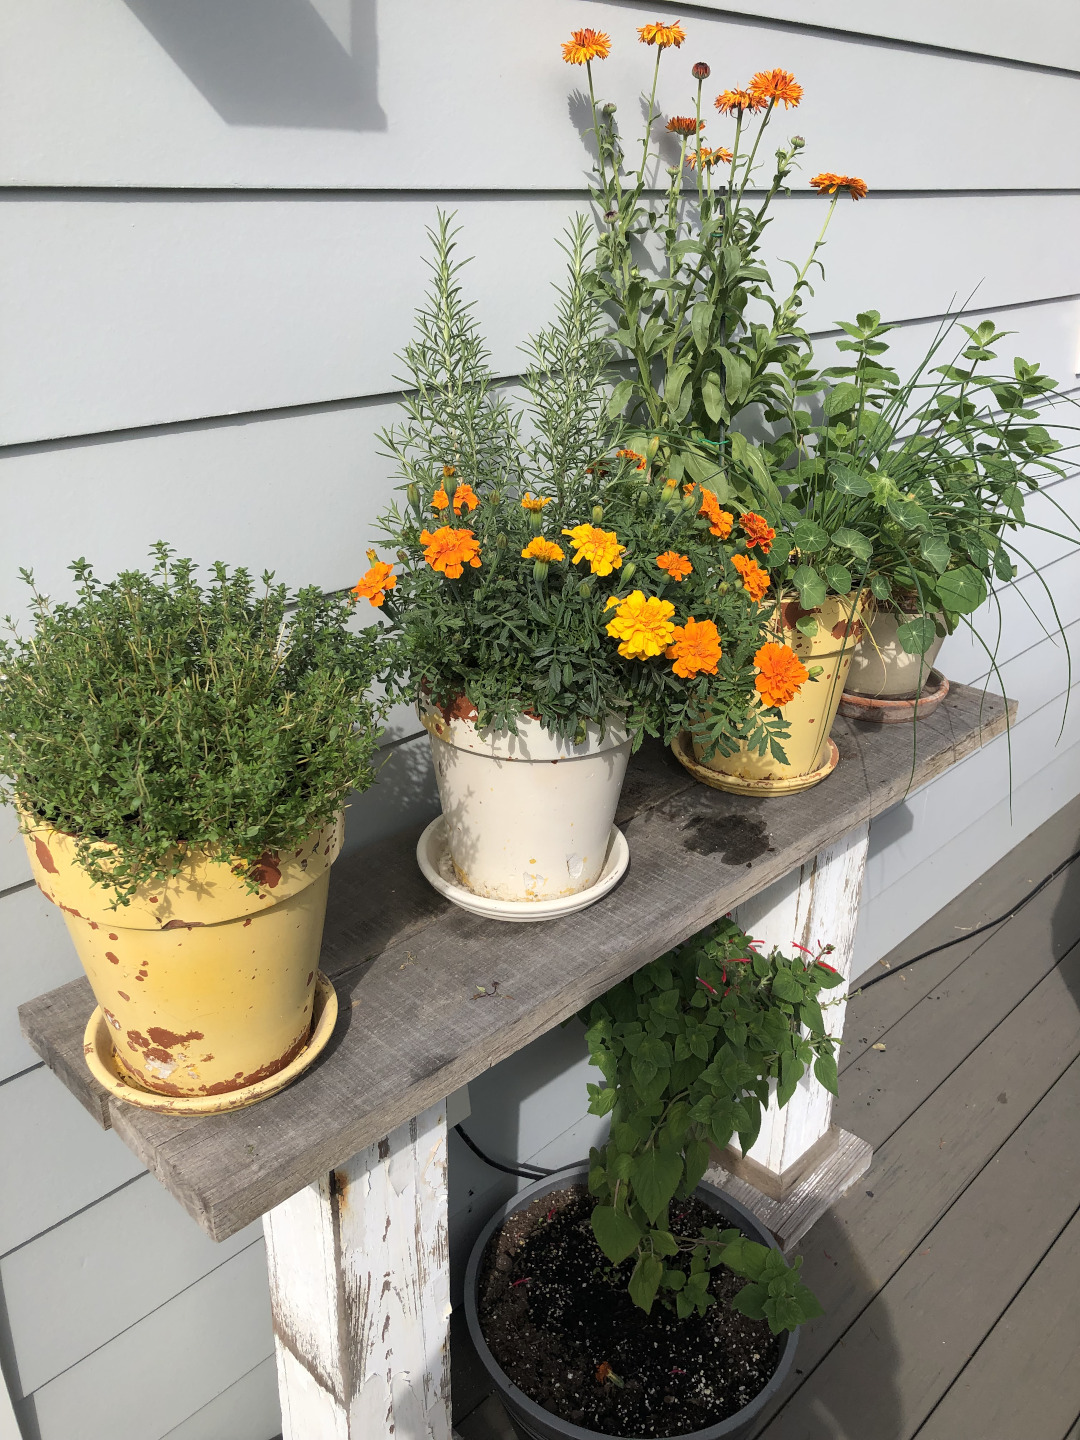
637 50 663 187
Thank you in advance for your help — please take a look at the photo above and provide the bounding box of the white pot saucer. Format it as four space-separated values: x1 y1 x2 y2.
416 817 629 923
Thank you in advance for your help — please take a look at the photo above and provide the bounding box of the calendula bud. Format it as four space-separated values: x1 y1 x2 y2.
592 505 604 524
622 562 636 582
407 483 420 509
602 101 617 116
791 135 805 149
692 61 711 80
604 209 618 222
666 165 680 178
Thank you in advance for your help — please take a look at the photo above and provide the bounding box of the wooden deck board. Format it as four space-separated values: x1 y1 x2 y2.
18 686 1011 1242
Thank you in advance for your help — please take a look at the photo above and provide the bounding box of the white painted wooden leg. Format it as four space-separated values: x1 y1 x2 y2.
735 822 870 1173
263 1100 452 1440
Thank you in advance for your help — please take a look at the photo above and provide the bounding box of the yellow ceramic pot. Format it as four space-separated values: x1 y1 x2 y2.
692 592 866 790
22 816 342 1098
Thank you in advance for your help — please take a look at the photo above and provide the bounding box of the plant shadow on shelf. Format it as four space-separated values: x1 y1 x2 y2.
1050 813 1080 1015
122 0 387 131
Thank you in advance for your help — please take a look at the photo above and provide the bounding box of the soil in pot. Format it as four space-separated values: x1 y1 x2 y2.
477 1184 783 1438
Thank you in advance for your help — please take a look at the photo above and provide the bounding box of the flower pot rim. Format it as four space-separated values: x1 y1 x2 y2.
463 1161 799 1440
420 706 631 762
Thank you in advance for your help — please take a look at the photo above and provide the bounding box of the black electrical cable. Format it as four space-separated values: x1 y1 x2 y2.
453 1123 554 1180
856 846 1080 992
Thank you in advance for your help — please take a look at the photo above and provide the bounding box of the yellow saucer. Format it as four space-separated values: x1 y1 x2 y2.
670 732 840 796
82 972 338 1115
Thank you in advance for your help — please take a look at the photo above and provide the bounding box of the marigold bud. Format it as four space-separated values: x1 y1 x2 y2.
622 562 636 582
692 61 711 80
496 533 507 550
592 505 604 524
579 577 595 596
533 560 550 583
397 549 409 563
407 483 420 508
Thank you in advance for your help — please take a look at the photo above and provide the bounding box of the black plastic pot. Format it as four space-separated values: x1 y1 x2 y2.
464 1163 798 1440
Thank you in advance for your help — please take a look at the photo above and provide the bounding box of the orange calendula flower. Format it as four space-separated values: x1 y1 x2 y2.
698 489 734 539
432 487 450 512
521 537 565 563
657 550 692 580
419 526 482 579
739 511 776 553
562 27 611 64
351 551 397 608
605 590 677 659
731 552 770 602
810 172 869 201
616 447 647 471
748 68 803 108
714 87 767 116
452 483 479 515
754 641 809 708
666 115 703 135
667 616 722 678
562 524 626 575
521 492 553 511
685 145 733 169
638 21 687 47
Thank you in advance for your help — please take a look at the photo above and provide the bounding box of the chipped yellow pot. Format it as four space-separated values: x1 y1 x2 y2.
689 592 866 792
22 816 342 1100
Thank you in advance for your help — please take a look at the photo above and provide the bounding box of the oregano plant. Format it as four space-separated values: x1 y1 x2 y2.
582 917 842 1331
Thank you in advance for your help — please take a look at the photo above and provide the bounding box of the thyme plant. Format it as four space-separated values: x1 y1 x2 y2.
0 545 382 903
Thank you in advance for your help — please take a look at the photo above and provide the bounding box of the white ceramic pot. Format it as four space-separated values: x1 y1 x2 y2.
421 706 631 902
846 608 946 699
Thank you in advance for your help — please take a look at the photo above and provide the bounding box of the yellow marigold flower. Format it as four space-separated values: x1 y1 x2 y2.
452 483 479 515
667 616 722 678
657 550 693 581
698 489 734 539
605 590 677 660
714 87 767 116
432 487 450 512
616 447 647 471
562 27 612 64
731 552 770 602
810 172 869 201
419 526 482 579
754 641 809 708
562 523 626 576
666 115 703 135
739 511 776 554
638 21 687 48
351 556 397 608
748 68 803 108
521 492 553 511
685 145 733 169
521 537 565 563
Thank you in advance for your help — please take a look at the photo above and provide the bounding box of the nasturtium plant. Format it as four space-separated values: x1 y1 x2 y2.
582 917 840 1330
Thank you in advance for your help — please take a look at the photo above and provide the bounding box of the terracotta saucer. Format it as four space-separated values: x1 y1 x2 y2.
838 669 949 724
83 972 338 1115
670 731 840 796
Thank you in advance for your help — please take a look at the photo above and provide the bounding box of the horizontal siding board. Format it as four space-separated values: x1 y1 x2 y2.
160 1355 278 1440
0 884 83 1083
0 806 30 893
0 1067 145 1256
1 1 1077 189
26 1241 273 1440
2 196 1079 443
0 1174 261 1397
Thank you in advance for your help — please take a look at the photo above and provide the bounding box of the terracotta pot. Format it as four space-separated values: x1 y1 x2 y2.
22 815 342 1099
685 592 866 793
845 607 945 699
422 705 630 902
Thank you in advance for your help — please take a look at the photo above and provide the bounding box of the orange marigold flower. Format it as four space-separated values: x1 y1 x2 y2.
562 27 611 64
667 616 722 678
809 172 868 201
351 551 397 608
616 447 647 471
685 144 733 169
605 590 677 659
638 21 687 48
754 641 809 708
521 537 565 563
419 526 482 579
740 511 776 553
452 483 479 515
714 87 767 116
748 68 803 108
521 492 553 511
731 552 770 602
562 524 626 576
656 550 693 580
432 487 450 512
698 489 734 538
666 115 703 135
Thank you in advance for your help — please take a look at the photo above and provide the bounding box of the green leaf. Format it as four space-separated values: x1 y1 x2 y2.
885 495 931 531
771 967 802 1002
793 519 829 553
606 379 634 419
628 1252 664 1313
823 382 861 417
814 1051 839 1096
663 362 692 412
630 1147 684 1225
648 1228 680 1257
795 616 819 637
870 574 892 602
586 1083 618 1116
683 1137 711 1193
702 371 725 423
831 466 872 497
691 301 714 356
832 527 873 562
591 1204 643 1265
731 1281 768 1321
920 534 952 575
776 1048 801 1108
793 565 827 610
936 565 987 615
824 563 853 595
896 616 937 655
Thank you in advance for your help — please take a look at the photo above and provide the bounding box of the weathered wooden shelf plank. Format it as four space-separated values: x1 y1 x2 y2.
19 685 1012 1241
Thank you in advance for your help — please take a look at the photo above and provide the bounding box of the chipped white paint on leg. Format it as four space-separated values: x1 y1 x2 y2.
263 1100 452 1440
734 822 870 1174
